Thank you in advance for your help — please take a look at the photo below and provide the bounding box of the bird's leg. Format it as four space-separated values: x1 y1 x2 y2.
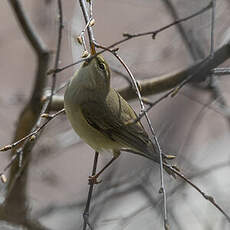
88 153 120 185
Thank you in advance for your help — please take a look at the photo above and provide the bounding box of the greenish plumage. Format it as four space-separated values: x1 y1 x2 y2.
64 55 172 169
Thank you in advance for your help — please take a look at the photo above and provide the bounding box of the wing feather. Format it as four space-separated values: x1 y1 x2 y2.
81 89 155 155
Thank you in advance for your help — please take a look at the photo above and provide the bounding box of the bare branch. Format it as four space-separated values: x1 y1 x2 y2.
123 2 212 40
165 165 230 223
83 152 99 230
0 109 65 153
53 1 212 73
48 32 230 111
94 42 170 229
48 0 63 109
79 0 96 53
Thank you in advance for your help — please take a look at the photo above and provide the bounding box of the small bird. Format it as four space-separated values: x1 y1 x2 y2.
64 55 174 183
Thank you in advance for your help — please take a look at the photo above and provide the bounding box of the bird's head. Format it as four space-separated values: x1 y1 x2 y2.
81 55 111 95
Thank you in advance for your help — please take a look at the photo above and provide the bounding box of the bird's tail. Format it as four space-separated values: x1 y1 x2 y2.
147 143 177 177
157 152 177 178
123 148 177 177
162 154 177 178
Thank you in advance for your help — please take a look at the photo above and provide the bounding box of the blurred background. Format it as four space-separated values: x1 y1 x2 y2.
0 0 230 229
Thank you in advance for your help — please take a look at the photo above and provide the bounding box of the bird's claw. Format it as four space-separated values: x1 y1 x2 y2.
88 175 102 185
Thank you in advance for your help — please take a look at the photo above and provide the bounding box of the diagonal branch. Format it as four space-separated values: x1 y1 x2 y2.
48 32 230 111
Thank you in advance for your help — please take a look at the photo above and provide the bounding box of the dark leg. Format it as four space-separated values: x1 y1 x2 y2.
83 151 99 230
88 154 119 185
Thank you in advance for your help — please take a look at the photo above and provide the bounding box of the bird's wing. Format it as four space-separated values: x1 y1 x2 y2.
80 88 155 155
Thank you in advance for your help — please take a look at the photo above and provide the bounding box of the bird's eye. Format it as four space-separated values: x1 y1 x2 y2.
98 62 105 71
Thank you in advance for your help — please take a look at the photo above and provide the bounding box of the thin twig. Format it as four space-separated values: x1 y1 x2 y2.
123 2 212 40
211 68 230 75
53 2 212 73
48 0 63 109
125 89 175 126
110 66 133 86
1 0 64 155
165 165 230 223
0 108 65 191
168 161 230 199
77 2 99 230
95 43 169 229
88 0 93 19
79 19 92 52
47 41 230 110
210 0 216 58
83 152 99 230
79 0 95 53
0 108 65 152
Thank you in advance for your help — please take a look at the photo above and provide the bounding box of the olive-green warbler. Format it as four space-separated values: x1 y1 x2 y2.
64 55 173 183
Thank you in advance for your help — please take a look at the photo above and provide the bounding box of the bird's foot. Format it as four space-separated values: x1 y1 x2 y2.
88 175 102 185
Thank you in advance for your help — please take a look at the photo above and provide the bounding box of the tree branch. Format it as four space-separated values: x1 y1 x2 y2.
0 1 50 229
49 36 230 111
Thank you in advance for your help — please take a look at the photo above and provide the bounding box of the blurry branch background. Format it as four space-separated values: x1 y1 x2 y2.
0 0 230 230
0 2 50 229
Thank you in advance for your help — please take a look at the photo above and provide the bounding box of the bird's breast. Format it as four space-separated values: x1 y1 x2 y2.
64 100 120 153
